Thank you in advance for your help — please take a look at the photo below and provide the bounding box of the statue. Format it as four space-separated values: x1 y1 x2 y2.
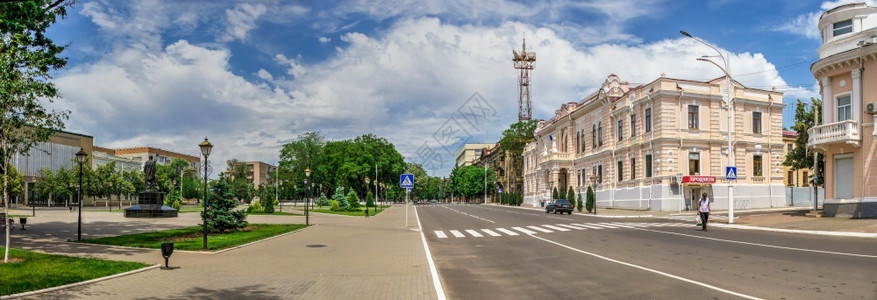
144 156 157 191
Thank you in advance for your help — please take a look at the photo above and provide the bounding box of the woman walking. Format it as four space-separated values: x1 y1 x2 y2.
698 193 711 231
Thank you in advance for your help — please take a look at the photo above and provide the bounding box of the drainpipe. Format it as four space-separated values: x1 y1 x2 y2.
768 96 774 207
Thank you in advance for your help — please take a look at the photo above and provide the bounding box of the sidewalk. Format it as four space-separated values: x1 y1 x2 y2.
2 204 437 299
504 204 877 237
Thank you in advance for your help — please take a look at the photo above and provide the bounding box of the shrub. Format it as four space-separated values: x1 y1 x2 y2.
576 193 583 212
316 192 330 207
586 186 595 213
366 191 375 207
330 199 340 211
566 187 575 205
552 187 559 199
347 190 360 211
332 187 348 210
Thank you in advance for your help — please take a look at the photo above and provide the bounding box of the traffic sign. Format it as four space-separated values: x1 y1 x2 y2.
725 166 738 180
400 173 415 189
498 188 503 193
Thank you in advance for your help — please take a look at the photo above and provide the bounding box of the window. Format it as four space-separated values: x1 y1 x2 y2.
592 125 596 149
787 171 794 186
561 130 567 152
833 19 853 37
474 149 482 156
630 114 636 137
837 95 851 122
644 108 652 132
645 154 653 178
688 152 700 175
576 132 580 154
617 119 623 141
630 158 636 180
617 160 624 181
688 105 699 129
752 112 762 134
787 143 793 153
581 130 586 152
753 155 763 177
802 171 809 187
598 122 603 146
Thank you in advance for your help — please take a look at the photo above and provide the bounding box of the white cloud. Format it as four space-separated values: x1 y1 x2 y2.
220 3 268 42
318 36 331 43
777 0 877 39
257 69 274 81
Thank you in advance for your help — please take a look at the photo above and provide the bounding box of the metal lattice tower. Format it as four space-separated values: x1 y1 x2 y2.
512 38 535 121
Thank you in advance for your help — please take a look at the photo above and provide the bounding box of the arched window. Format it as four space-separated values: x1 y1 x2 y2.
598 122 603 147
591 125 596 149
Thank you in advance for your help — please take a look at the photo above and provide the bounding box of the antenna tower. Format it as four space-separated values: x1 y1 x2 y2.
512 38 535 121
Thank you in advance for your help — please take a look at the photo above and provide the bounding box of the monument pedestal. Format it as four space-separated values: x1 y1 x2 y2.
125 191 178 218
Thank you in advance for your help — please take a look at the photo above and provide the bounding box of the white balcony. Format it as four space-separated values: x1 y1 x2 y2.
807 120 860 150
542 152 571 162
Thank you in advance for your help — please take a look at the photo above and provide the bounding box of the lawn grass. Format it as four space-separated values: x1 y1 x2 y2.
310 206 388 217
80 224 307 251
0 247 149 296
247 211 302 216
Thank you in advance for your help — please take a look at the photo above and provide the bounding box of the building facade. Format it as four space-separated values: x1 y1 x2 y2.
93 146 141 172
245 161 276 188
808 2 877 218
12 130 94 206
113 147 200 170
782 130 811 187
475 143 524 202
455 143 494 167
523 74 785 211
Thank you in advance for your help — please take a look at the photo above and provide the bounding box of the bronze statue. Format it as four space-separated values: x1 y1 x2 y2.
144 156 157 191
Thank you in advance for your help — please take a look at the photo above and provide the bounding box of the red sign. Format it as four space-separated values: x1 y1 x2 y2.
681 176 716 184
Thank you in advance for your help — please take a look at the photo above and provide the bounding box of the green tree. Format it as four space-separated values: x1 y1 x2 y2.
566 187 575 205
315 192 329 207
783 98 825 185
279 131 326 195
1 0 72 262
576 193 583 212
366 191 375 208
499 120 539 156
332 186 348 210
122 168 144 194
449 165 496 202
347 190 360 210
1 164 22 201
204 179 248 233
552 187 559 199
226 159 253 203
586 186 595 213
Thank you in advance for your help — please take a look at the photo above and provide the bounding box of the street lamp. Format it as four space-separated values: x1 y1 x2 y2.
364 177 370 216
305 168 311 225
589 175 599 215
75 148 87 241
275 165 280 213
198 137 213 250
681 30 736 224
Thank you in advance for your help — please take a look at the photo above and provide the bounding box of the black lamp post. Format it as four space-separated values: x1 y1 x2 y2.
304 168 311 225
199 137 213 250
364 177 370 217
75 148 87 241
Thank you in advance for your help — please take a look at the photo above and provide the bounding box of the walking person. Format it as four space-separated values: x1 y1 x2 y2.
698 193 711 231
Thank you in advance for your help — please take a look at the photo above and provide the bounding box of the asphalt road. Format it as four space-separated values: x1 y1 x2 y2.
415 204 877 300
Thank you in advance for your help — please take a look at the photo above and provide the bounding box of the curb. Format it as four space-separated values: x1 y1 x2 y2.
1 264 160 299
711 223 877 238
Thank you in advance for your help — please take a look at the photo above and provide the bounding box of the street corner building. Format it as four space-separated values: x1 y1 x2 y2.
522 74 786 212
809 2 877 218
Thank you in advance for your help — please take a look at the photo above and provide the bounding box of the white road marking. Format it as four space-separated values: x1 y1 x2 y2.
573 223 604 229
414 205 447 300
465 230 484 237
496 228 519 236
450 230 465 238
543 224 571 231
441 205 496 223
434 231 448 239
588 223 620 229
559 224 587 230
512 226 537 235
481 229 502 237
528 233 763 300
528 225 554 233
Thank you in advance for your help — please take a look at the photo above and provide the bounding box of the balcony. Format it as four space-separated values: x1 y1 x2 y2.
807 120 860 151
542 152 571 163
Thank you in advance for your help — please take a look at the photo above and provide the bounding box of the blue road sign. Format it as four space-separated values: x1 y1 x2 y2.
400 173 415 189
725 166 738 180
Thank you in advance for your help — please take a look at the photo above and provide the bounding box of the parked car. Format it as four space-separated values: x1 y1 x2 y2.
545 199 573 214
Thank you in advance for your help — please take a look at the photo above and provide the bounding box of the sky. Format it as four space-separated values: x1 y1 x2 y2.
42 0 870 177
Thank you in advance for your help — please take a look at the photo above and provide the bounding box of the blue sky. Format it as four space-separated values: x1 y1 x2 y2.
44 0 865 176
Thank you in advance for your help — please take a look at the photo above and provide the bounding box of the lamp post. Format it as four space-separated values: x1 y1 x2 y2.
305 168 311 225
199 137 213 250
276 165 280 213
365 177 370 216
681 30 736 224
75 148 87 241
589 175 599 215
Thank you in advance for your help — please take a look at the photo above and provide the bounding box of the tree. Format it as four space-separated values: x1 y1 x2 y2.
1 0 72 262
204 178 248 234
122 168 144 194
260 184 275 213
1 164 22 202
552 187 559 199
157 158 191 194
576 193 583 212
316 192 329 207
499 120 539 156
566 187 574 205
366 191 375 208
226 159 253 203
347 190 360 210
332 186 348 210
279 131 326 196
783 98 825 185
449 165 496 202
586 186 595 213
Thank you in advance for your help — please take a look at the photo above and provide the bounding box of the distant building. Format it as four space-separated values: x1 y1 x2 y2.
475 143 523 203
92 146 141 172
11 130 94 206
245 161 276 188
782 131 811 187
808 2 877 217
455 143 494 167
111 147 200 170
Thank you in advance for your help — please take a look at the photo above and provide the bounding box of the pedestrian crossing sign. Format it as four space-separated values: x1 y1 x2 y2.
400 173 415 188
725 166 737 180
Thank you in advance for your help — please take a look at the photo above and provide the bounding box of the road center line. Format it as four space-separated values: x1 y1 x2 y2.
528 234 763 300
629 227 877 259
442 205 496 223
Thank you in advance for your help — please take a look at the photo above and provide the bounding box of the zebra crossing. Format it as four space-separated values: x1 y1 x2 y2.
432 222 690 239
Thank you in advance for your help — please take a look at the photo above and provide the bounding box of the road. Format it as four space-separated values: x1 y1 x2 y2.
415 204 877 300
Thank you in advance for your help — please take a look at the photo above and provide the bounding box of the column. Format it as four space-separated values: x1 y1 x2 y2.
852 69 862 123
821 77 832 123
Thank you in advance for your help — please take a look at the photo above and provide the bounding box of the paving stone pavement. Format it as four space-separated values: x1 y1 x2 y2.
2 204 436 299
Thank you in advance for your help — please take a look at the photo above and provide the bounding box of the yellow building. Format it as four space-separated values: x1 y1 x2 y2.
523 74 786 211
245 161 277 188
782 130 811 187
808 2 877 217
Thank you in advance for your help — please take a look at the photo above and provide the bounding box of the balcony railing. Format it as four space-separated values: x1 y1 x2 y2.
807 120 860 149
